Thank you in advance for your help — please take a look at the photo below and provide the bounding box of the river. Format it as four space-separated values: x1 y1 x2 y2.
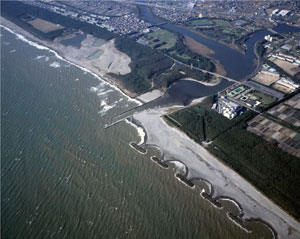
138 5 300 104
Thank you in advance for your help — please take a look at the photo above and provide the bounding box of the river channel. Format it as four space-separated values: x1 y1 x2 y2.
137 5 300 105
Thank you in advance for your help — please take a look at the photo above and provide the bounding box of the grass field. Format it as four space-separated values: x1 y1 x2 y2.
214 19 232 27
145 29 177 50
252 91 277 105
169 51 191 60
188 19 214 27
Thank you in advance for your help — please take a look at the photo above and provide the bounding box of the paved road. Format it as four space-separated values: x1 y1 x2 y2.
163 54 241 84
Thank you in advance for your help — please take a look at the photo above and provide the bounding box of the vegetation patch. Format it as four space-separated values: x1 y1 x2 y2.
166 95 300 219
166 96 255 142
144 29 177 50
111 37 174 94
187 19 214 27
252 91 277 106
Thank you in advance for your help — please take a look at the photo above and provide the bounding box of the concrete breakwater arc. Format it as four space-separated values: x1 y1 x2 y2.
127 114 275 237
132 107 300 239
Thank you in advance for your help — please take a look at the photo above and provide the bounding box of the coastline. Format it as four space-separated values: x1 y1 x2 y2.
133 106 300 239
0 17 142 105
2 16 300 239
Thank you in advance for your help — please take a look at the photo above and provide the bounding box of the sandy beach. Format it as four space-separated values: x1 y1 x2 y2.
0 17 137 99
137 89 164 103
181 77 222 86
2 16 300 239
133 106 300 239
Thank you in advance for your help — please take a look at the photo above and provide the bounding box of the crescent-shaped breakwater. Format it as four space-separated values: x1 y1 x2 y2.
175 173 195 188
150 156 169 169
129 142 147 154
227 212 252 233
200 190 223 209
128 116 278 238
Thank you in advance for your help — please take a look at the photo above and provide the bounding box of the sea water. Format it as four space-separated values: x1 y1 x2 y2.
1 27 273 239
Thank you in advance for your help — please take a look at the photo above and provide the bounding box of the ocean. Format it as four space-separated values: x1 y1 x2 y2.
1 27 273 239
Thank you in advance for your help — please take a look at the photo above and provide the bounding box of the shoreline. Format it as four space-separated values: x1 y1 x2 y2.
0 17 143 106
132 106 300 239
3 16 300 239
181 77 222 86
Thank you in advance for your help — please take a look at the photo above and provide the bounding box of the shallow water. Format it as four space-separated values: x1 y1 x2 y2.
61 33 86 48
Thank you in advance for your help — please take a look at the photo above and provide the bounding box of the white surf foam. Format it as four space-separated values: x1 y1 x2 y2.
99 104 116 116
125 119 146 145
219 198 243 215
90 86 98 93
0 25 142 106
10 49 16 53
49 62 61 68
98 100 117 116
35 55 45 60
169 160 187 174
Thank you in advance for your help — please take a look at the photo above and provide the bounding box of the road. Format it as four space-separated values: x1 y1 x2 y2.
163 54 241 84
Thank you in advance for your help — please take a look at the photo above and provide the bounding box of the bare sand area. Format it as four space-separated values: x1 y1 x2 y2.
272 82 294 93
137 89 164 103
1 17 132 96
27 18 65 33
52 34 131 75
270 57 300 76
133 106 300 239
184 36 227 76
253 72 280 86
181 77 221 86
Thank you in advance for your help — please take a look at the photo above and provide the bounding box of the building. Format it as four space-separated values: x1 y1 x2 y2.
217 97 244 120
277 78 300 92
264 35 273 42
281 44 293 51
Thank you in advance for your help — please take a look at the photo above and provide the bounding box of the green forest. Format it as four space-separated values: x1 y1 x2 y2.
166 95 300 220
